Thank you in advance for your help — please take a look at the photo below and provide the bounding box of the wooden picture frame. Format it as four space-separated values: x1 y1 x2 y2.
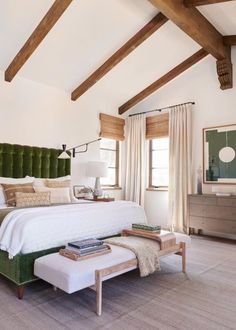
203 124 236 184
73 185 86 198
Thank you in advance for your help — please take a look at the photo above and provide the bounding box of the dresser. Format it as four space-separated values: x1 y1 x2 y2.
188 194 236 237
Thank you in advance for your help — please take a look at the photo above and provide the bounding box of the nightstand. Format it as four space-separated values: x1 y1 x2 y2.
84 197 115 202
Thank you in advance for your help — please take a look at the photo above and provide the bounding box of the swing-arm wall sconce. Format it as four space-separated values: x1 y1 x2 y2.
58 138 101 159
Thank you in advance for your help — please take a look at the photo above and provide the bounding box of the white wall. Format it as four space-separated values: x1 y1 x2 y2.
129 48 236 226
1 48 236 216
0 70 122 199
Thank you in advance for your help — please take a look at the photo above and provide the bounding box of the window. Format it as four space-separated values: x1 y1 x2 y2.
100 138 119 187
149 137 169 188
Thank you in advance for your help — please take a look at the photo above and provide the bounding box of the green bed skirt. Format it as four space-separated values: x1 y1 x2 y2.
0 247 64 286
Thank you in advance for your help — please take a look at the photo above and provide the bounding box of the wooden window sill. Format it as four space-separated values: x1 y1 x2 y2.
146 187 168 192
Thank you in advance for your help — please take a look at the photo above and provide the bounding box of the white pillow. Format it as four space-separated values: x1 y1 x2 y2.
26 175 71 188
0 203 8 209
27 175 77 202
0 177 34 184
0 177 34 205
0 186 5 205
34 187 71 204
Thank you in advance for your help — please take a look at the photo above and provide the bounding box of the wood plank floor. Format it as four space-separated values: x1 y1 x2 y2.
0 236 235 329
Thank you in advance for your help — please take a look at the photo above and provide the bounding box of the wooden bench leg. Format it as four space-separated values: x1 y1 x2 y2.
180 242 186 273
95 270 102 316
18 285 25 299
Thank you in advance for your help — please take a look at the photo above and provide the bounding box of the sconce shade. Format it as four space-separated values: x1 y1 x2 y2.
86 161 108 178
58 151 70 159
58 145 70 159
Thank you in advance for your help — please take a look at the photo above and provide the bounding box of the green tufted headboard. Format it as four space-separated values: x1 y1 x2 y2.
0 143 71 178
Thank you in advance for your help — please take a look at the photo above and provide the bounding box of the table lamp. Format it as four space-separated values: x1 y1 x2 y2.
86 161 108 198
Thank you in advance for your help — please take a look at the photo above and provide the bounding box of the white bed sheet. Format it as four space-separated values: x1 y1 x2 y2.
0 201 146 258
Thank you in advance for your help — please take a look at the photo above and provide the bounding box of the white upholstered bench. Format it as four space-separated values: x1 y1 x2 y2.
34 234 190 316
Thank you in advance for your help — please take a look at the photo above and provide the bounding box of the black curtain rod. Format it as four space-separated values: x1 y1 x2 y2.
129 101 195 117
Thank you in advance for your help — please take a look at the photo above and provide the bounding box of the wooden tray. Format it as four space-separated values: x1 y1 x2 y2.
122 229 176 250
59 245 112 261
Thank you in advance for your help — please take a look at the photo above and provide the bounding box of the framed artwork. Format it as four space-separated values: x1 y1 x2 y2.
74 185 85 198
73 185 93 198
203 124 236 184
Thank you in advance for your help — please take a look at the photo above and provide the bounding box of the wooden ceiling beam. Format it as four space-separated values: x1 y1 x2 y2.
119 48 208 114
223 35 236 46
148 0 229 60
71 13 168 101
5 0 73 82
183 0 234 7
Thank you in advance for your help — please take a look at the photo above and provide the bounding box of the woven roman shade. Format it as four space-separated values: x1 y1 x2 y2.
99 113 125 141
146 113 169 139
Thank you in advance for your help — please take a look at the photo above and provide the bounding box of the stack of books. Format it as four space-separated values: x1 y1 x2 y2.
60 238 110 260
132 223 161 234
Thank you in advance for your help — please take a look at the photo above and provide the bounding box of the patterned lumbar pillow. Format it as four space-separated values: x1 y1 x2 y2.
45 180 71 188
34 187 71 204
1 183 35 206
15 192 51 208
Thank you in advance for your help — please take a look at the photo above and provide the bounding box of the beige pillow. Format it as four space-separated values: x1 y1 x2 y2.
34 187 71 204
15 192 51 208
1 183 35 206
45 180 70 188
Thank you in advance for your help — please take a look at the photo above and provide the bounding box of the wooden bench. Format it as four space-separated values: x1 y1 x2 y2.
34 239 188 316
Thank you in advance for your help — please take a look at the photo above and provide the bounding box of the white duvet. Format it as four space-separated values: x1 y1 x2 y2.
0 201 146 258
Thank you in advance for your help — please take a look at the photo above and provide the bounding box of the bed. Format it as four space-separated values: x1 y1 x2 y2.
0 143 146 298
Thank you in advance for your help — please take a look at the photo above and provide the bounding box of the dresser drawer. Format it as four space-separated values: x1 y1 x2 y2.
189 216 236 234
189 204 205 217
189 195 217 205
217 198 236 207
205 205 236 221
189 216 204 228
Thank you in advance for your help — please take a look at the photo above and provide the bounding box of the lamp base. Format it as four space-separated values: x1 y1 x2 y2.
93 177 103 198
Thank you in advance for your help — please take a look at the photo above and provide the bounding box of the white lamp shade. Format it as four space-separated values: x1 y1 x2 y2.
58 151 70 159
86 161 108 178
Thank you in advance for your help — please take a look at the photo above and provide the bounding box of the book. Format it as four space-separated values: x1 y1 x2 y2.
66 244 108 255
68 238 103 249
133 228 161 234
132 223 161 232
59 245 111 261
64 244 109 257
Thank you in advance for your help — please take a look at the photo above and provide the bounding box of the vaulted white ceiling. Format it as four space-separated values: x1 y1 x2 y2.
1 0 236 104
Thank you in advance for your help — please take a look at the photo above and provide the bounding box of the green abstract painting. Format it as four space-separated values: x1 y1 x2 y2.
203 124 236 183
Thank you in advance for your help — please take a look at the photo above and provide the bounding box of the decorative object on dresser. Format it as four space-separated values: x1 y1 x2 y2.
86 161 108 198
188 194 236 237
196 166 203 195
212 185 235 196
203 124 236 184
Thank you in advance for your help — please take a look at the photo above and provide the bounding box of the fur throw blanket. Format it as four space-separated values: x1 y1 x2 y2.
104 236 161 277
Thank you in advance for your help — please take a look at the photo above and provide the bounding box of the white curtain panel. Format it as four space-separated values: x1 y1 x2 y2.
124 114 146 206
169 104 193 232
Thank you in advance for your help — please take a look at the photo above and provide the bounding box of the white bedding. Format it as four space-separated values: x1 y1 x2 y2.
0 201 146 258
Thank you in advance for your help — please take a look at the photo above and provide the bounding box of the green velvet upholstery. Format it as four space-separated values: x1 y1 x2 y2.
0 142 71 288
0 247 64 285
0 143 71 178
